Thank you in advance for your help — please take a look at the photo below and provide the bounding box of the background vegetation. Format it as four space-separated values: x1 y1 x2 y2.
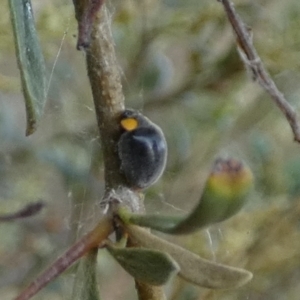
1 0 300 299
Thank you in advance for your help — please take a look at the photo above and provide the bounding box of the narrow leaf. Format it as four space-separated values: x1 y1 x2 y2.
119 158 253 234
72 249 101 300
107 246 179 286
8 0 47 135
126 225 253 289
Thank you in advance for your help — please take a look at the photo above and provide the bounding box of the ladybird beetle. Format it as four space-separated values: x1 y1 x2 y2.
118 109 167 189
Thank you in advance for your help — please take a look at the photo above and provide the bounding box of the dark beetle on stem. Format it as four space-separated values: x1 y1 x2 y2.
118 109 167 189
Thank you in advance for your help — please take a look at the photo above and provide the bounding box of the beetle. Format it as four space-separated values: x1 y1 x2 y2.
118 109 167 189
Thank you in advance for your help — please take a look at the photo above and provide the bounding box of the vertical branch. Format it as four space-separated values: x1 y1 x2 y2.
85 7 125 190
72 3 166 300
71 4 125 299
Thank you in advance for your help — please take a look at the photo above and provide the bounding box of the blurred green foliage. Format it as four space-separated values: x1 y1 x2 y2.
1 0 300 299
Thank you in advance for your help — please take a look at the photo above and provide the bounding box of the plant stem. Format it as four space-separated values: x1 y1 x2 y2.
71 3 166 300
84 7 125 189
14 217 113 300
135 281 167 300
219 0 300 143
71 3 125 299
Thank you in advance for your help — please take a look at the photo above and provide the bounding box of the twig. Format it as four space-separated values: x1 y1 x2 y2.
80 6 127 190
71 4 126 300
73 4 166 300
219 0 300 143
14 217 113 300
72 0 106 49
0 201 44 222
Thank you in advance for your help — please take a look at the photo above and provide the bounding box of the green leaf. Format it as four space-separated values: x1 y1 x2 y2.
72 249 101 300
118 206 183 232
107 245 180 286
126 225 253 289
8 0 47 136
119 158 253 234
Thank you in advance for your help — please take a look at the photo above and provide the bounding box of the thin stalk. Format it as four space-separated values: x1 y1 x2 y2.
135 281 167 300
71 2 166 299
14 217 113 300
219 0 300 143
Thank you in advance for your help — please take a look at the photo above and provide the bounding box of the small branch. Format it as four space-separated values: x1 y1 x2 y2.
219 0 300 143
13 217 113 300
71 6 126 298
72 3 166 300
76 0 106 49
0 201 44 222
84 6 126 190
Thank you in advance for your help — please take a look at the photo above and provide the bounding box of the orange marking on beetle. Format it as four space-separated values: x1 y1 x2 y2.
121 118 138 131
